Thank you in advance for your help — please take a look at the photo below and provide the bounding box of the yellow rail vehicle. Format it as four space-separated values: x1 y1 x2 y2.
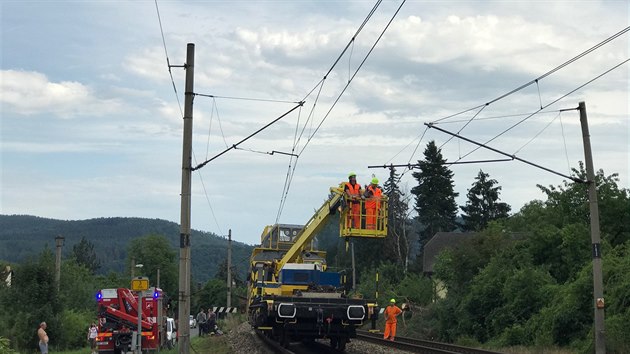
247 186 387 351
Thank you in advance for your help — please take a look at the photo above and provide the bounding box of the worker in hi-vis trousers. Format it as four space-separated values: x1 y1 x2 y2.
344 172 363 229
364 177 382 230
383 298 402 341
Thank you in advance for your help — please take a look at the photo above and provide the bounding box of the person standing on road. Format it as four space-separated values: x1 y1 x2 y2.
196 307 207 337
37 322 49 354
87 323 98 354
383 299 402 341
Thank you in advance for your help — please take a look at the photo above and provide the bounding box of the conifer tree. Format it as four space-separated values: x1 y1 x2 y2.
71 236 101 274
460 170 511 231
383 167 410 270
411 141 459 269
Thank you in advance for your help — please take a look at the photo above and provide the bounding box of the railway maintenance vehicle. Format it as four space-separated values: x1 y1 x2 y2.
247 183 388 351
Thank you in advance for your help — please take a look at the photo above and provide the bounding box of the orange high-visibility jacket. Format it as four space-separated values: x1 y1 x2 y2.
344 182 361 201
365 185 382 209
383 305 402 324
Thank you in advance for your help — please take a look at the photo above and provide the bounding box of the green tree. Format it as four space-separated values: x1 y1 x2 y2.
535 163 630 247
0 249 61 351
70 236 101 274
126 234 178 297
460 170 511 231
195 279 227 308
58 261 99 312
411 141 459 268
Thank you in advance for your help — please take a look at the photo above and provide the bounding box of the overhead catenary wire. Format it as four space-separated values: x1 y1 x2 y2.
274 0 407 222
297 1 406 157
431 25 630 125
154 0 184 118
456 57 629 162
384 26 630 177
155 0 224 234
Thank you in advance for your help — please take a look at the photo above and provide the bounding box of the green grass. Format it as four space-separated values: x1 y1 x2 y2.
56 316 246 354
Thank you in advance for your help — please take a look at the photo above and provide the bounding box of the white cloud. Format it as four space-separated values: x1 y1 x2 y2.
1 1 628 246
0 70 124 118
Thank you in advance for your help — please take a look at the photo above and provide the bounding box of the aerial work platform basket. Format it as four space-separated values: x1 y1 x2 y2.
334 185 388 238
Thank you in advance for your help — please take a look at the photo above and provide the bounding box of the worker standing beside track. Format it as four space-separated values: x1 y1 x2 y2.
383 299 402 341
344 172 363 229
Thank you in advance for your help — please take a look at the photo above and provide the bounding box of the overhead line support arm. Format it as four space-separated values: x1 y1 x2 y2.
425 122 586 184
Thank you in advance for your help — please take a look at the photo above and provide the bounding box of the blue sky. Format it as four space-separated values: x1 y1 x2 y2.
1 0 628 246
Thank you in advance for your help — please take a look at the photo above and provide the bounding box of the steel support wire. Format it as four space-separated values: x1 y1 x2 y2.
191 102 304 171
425 122 586 184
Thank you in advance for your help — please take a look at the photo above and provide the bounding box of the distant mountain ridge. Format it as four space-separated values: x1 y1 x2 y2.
0 214 254 282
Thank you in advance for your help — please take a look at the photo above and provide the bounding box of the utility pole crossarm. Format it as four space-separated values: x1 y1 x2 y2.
425 122 586 183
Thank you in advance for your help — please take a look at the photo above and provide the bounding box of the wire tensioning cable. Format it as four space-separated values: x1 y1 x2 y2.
512 111 561 155
194 92 301 104
191 102 305 171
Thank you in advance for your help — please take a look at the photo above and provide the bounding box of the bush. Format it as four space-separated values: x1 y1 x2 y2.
0 337 17 354
56 309 93 350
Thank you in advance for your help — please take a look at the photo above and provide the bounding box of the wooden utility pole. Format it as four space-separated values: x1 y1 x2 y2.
227 229 232 308
178 43 195 354
579 101 605 354
54 235 64 292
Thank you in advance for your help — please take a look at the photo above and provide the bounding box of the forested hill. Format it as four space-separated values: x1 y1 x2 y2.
0 214 254 282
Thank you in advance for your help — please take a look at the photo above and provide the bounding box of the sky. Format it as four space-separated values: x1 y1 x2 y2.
1 0 628 247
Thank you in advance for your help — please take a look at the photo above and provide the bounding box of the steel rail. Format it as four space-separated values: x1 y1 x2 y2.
356 330 504 354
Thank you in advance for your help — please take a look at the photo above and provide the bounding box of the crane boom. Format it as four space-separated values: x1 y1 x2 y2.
274 187 344 275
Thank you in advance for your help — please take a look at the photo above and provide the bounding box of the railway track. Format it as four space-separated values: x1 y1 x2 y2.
255 329 345 354
356 330 504 354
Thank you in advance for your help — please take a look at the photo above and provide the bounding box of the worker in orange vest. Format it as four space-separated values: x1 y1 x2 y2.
344 172 363 229
364 177 382 230
383 298 402 341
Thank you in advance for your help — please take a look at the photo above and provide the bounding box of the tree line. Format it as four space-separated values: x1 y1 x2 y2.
0 233 246 353
1 140 628 353
327 140 629 353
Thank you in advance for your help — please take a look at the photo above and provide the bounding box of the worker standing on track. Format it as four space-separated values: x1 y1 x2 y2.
383 298 402 341
344 172 363 229
364 177 382 230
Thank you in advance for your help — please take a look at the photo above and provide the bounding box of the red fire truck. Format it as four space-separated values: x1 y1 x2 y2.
95 287 175 354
